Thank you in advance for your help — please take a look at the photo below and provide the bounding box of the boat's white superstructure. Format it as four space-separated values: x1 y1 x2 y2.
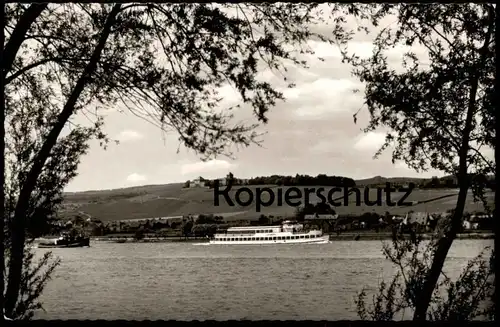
209 220 329 245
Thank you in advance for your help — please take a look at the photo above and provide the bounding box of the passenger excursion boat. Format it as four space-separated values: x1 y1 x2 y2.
38 232 90 248
209 220 329 245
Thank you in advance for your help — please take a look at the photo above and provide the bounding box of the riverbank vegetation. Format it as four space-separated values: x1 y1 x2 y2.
42 207 494 242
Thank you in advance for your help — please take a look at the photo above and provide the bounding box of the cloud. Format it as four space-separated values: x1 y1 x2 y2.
116 129 144 142
256 69 280 83
181 159 236 177
126 173 147 183
353 131 387 152
479 147 494 161
394 161 413 172
309 140 343 156
216 84 241 105
306 39 430 69
283 78 358 100
307 40 340 58
279 78 362 119
307 40 374 59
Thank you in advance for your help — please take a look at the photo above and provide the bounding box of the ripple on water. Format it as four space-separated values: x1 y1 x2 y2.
34 239 493 320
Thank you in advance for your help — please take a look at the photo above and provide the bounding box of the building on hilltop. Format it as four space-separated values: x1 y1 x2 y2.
304 213 339 221
190 177 205 188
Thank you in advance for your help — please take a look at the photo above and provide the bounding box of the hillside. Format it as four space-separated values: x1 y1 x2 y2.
354 176 427 186
61 182 494 222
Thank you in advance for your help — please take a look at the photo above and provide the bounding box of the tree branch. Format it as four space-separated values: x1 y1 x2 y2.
6 57 66 84
3 4 48 79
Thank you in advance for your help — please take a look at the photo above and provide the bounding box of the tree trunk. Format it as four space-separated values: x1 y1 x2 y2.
412 7 495 320
4 4 122 317
3 3 48 318
413 180 469 320
1 4 5 318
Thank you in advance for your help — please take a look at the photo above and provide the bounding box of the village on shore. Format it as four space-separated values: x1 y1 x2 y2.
43 173 495 243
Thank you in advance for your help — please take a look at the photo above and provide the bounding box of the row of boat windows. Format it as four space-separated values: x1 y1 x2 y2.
226 230 274 234
216 234 319 241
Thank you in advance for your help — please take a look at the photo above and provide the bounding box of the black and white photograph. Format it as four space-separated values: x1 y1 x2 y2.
1 2 496 323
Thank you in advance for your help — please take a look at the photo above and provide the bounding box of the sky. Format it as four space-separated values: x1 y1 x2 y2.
63 9 492 192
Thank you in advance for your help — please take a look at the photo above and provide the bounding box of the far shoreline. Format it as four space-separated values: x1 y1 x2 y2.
79 232 494 243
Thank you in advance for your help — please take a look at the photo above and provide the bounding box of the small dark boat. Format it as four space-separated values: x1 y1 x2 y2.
38 233 90 248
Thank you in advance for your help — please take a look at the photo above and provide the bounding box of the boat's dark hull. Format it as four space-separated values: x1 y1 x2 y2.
38 238 90 248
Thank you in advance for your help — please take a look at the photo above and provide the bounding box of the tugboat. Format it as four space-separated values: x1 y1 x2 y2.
38 231 90 248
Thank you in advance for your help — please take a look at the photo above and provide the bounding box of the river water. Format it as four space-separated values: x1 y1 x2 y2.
33 239 493 320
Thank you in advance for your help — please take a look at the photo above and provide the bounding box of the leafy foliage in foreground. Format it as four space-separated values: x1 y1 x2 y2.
4 242 60 320
4 3 330 318
335 3 495 319
355 233 495 321
5 3 330 158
